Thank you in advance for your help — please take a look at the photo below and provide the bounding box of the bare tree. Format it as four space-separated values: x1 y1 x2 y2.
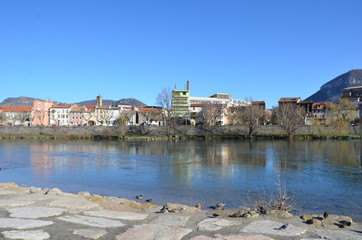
202 103 223 126
273 104 305 140
0 111 5 125
239 104 265 139
156 87 173 126
96 108 113 126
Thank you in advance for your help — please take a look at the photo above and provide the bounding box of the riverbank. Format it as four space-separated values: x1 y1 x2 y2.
0 125 361 140
0 183 361 240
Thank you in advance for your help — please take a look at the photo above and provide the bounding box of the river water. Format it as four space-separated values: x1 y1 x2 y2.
0 139 361 221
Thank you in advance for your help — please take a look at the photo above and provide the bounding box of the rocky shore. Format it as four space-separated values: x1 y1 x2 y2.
0 183 361 240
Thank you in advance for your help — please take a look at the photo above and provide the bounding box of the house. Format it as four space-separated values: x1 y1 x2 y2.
32 99 54 126
0 106 32 126
49 104 72 126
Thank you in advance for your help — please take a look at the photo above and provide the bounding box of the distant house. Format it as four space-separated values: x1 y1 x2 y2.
0 106 32 126
32 99 54 126
49 104 72 126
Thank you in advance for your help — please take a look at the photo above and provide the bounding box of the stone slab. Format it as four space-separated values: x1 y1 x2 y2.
197 218 241 231
150 214 190 227
7 206 66 219
115 224 192 240
57 215 124 228
0 189 16 194
191 234 274 240
73 228 108 239
9 193 55 201
84 210 148 220
47 196 99 210
240 220 306 236
313 229 362 240
0 199 35 207
0 218 54 229
1 230 50 240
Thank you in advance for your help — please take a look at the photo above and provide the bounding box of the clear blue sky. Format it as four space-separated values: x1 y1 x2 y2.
1 0 361 108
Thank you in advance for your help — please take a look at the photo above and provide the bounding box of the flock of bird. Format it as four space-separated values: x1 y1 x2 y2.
135 195 352 230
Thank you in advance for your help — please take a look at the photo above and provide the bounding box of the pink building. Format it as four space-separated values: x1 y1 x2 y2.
32 99 54 126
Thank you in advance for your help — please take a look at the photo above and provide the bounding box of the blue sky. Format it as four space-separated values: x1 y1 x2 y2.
1 0 361 108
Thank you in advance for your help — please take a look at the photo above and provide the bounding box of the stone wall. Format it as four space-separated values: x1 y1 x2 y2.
0 124 361 137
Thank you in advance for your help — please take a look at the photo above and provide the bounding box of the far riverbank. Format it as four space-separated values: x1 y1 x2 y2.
0 125 361 140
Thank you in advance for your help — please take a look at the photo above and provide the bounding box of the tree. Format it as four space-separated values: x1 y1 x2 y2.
156 87 172 126
116 110 134 137
328 99 357 134
273 104 305 140
239 104 265 138
202 103 223 126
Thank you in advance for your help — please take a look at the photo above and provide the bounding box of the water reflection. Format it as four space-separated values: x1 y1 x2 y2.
0 139 361 221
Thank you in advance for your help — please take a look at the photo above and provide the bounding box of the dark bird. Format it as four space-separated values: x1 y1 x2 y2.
323 212 328 219
340 221 352 228
146 199 153 203
260 208 267 215
160 205 169 213
306 219 314 224
278 223 289 230
135 195 143 200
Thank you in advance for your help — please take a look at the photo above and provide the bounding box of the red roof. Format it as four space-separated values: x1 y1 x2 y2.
0 106 32 112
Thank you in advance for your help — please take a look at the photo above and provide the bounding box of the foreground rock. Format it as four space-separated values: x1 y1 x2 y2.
240 220 306 236
115 224 193 240
0 182 361 240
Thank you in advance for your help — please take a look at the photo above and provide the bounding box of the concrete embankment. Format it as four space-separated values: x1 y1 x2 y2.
0 183 361 240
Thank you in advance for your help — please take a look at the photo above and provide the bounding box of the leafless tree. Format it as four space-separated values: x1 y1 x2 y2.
0 111 5 125
156 87 173 126
49 109 60 126
96 108 113 126
239 105 265 138
15 112 32 126
202 103 223 126
273 104 305 140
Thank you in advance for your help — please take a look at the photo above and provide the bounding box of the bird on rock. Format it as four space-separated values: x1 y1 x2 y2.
195 203 202 209
160 205 169 213
323 212 328 219
146 199 153 203
278 223 289 230
241 213 251 218
306 219 314 224
216 202 225 210
136 195 143 200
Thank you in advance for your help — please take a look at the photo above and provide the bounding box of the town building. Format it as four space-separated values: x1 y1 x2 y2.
31 99 54 126
0 106 32 126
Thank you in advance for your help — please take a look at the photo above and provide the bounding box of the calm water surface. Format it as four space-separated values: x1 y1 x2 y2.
0 139 361 221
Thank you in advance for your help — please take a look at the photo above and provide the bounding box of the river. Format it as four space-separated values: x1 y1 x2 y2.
0 139 361 221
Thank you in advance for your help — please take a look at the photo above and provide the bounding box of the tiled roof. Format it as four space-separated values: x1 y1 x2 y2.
0 106 32 112
278 97 301 103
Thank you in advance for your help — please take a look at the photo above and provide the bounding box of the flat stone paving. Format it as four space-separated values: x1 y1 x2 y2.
0 183 361 240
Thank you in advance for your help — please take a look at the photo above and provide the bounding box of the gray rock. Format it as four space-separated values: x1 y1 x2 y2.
0 218 54 229
73 228 108 239
240 220 306 236
0 189 15 194
57 215 124 228
1 230 50 240
313 229 362 240
47 196 99 210
197 218 241 231
150 214 190 227
0 199 35 207
7 206 66 219
115 224 192 240
84 210 148 220
191 234 274 240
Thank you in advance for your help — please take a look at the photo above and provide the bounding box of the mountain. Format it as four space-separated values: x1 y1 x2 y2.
305 69 362 102
0 96 38 106
75 98 146 106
